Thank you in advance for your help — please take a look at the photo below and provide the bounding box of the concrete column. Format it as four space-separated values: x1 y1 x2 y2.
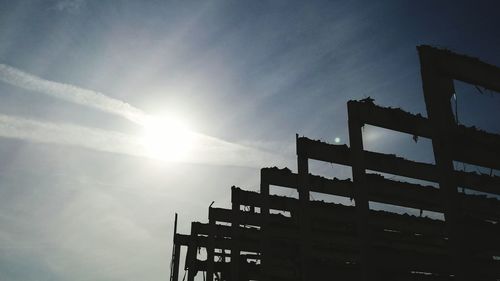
296 135 311 281
347 101 372 281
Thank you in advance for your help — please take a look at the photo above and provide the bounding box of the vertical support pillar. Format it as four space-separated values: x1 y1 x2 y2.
187 266 196 281
186 222 198 281
418 46 467 280
231 187 241 281
207 211 215 281
347 101 371 281
170 213 180 281
296 135 311 281
259 170 270 281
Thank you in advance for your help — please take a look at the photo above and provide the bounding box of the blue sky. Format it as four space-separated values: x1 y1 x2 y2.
0 1 500 280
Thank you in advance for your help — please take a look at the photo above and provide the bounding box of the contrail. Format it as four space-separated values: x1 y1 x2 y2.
0 64 148 125
0 63 290 167
0 113 144 157
0 114 288 167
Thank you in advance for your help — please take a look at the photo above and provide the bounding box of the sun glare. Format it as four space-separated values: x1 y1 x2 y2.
141 116 194 161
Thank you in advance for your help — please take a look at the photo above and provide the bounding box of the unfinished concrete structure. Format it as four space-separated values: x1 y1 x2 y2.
170 46 500 281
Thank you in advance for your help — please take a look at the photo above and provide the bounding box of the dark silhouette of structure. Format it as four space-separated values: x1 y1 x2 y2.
169 46 500 281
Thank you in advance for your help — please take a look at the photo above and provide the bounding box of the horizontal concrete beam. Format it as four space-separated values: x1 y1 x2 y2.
348 100 433 138
348 101 500 169
297 137 500 195
418 45 500 93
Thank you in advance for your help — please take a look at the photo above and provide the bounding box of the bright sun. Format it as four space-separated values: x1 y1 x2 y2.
141 116 194 162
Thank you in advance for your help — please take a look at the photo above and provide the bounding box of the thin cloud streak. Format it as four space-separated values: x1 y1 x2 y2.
0 63 147 125
0 114 286 168
0 63 286 167
0 113 144 157
188 132 291 168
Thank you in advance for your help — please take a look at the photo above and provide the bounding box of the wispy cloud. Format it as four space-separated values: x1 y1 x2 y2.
0 64 147 125
0 63 289 167
0 113 144 157
187 132 291 167
0 113 288 168
52 0 86 13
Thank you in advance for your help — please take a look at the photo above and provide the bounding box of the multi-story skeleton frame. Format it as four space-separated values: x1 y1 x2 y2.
170 46 500 281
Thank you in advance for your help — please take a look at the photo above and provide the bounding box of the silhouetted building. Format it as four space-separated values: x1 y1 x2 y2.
170 46 500 281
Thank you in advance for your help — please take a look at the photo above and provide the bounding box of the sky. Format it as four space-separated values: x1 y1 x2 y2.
0 0 500 280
